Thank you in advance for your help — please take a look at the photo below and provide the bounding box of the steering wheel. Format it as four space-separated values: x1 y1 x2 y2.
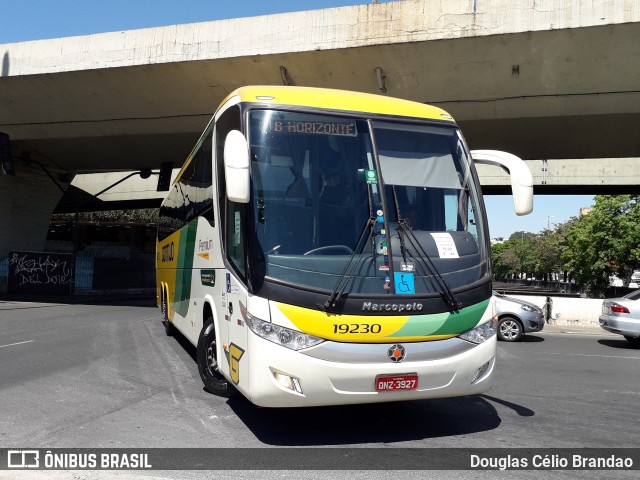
303 245 354 256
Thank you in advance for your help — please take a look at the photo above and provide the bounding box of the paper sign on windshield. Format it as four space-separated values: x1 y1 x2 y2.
430 233 459 259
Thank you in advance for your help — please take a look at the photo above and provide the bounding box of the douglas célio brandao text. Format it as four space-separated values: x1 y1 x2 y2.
470 453 634 470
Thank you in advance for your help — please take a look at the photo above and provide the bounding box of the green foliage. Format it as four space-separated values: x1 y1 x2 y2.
491 233 539 279
491 195 640 297
561 195 640 296
52 208 159 224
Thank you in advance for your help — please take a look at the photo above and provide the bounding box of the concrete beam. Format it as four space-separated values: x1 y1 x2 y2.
65 157 640 213
3 0 638 75
1 1 639 172
477 157 640 194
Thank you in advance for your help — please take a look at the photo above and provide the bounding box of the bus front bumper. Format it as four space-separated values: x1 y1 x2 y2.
243 334 496 408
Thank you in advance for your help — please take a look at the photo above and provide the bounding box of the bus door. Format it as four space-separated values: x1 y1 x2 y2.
223 270 248 389
223 194 250 389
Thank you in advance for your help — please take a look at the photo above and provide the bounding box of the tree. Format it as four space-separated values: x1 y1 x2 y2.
491 242 511 278
491 233 537 279
532 225 569 281
562 195 640 296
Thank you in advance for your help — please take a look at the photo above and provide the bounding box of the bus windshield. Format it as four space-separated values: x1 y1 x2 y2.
248 109 487 296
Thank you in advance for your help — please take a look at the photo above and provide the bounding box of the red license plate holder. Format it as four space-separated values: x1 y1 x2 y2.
375 373 418 392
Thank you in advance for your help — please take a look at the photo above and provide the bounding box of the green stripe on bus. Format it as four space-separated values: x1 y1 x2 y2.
174 220 198 317
389 299 490 337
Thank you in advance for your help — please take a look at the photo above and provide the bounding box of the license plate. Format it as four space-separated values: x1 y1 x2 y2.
375 374 418 392
602 305 609 315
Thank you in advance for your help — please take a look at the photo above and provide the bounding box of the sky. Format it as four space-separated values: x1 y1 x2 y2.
0 0 387 43
482 194 593 239
0 0 594 238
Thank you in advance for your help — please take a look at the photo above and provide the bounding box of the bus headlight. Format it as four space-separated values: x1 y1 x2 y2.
458 318 497 344
240 302 324 351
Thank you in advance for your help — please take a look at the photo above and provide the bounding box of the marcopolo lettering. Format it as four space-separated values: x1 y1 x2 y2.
362 302 423 313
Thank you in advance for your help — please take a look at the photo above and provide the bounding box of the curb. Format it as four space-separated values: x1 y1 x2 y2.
538 324 614 336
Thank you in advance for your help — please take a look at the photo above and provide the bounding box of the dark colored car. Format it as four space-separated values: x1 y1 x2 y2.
493 291 545 342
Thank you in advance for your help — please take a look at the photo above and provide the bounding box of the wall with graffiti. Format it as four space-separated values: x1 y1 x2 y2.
7 251 73 294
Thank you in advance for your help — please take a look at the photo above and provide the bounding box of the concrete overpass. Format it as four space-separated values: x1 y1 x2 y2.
1 0 640 258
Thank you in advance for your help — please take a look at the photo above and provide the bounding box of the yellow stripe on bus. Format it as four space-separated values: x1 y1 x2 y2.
275 302 456 343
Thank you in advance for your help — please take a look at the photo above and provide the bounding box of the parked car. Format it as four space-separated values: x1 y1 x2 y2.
493 291 545 342
599 289 640 345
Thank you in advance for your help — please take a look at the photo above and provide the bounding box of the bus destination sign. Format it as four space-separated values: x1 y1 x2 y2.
272 120 356 136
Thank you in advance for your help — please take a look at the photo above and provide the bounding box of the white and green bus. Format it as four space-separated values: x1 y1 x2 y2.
156 86 532 407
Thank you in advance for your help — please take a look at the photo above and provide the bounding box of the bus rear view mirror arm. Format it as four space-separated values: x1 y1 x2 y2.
471 150 533 216
224 130 251 203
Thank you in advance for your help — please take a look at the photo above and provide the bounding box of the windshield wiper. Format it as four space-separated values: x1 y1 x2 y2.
390 187 461 312
321 216 376 311
390 187 410 265
398 221 461 311
322 177 378 312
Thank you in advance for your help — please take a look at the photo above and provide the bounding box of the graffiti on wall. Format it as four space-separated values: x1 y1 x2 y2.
8 251 73 294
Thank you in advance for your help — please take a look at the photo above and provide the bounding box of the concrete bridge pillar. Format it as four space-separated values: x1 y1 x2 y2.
0 165 65 259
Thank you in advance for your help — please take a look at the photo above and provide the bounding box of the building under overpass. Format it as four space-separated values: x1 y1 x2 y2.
1 0 639 289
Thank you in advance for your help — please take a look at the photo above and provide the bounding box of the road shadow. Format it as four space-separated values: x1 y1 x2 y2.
521 334 545 343
480 394 535 417
71 297 157 308
0 293 156 308
597 338 640 350
167 323 198 363
225 392 531 446
497 335 544 346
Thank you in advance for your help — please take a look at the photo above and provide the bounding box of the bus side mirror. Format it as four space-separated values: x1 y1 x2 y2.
471 150 533 215
224 130 250 203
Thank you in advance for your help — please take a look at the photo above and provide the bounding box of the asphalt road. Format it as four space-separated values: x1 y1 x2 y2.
0 299 639 479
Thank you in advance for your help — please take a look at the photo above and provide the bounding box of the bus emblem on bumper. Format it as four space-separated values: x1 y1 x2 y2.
387 344 406 363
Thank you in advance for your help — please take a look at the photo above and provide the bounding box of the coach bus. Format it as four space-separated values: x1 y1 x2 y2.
156 86 533 407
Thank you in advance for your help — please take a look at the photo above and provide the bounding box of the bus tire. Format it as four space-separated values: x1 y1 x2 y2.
197 316 237 398
162 291 176 337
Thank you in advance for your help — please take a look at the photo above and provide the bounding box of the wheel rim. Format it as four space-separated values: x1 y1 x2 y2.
500 320 520 340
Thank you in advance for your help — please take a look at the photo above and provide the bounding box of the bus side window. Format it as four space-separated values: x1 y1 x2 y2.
215 106 246 279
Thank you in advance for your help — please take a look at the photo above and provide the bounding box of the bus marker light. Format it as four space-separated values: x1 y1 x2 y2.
272 371 303 394
472 359 492 384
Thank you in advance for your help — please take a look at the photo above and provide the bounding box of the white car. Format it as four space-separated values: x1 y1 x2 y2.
599 289 640 345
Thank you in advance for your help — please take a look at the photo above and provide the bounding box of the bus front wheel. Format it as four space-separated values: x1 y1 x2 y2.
197 316 237 398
